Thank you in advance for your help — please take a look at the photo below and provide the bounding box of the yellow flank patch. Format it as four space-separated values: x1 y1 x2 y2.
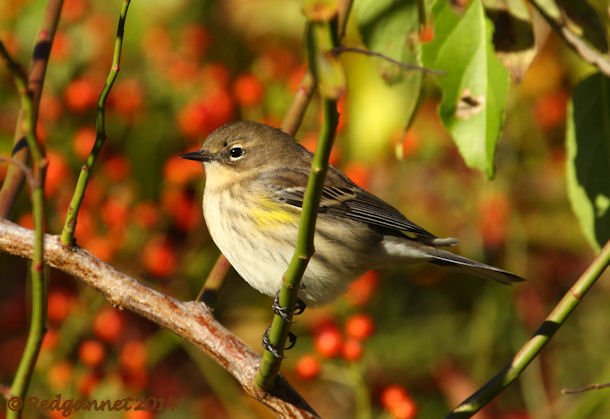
250 199 298 227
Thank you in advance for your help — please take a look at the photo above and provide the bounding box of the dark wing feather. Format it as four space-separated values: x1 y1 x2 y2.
263 168 440 242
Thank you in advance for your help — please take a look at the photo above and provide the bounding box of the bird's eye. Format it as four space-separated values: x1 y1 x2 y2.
229 145 245 161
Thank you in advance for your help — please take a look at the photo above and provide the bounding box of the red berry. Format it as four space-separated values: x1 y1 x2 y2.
233 73 264 107
72 126 96 160
345 313 375 341
342 338 363 362
93 307 125 343
142 236 177 277
120 340 147 372
381 385 417 419
47 290 74 323
295 355 320 380
314 327 343 358
79 339 106 367
65 78 98 112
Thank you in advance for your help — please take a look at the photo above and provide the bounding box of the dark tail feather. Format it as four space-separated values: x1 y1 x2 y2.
427 249 525 285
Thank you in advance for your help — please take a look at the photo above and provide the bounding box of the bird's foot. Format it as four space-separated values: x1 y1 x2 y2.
262 327 297 359
272 293 307 322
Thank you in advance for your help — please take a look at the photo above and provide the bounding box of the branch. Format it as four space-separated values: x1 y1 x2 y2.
60 0 131 246
0 219 318 418
0 0 63 218
331 46 445 75
446 240 610 418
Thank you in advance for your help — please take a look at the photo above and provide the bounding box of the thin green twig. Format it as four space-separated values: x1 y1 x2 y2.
60 0 132 246
447 240 610 418
255 18 341 391
0 41 48 419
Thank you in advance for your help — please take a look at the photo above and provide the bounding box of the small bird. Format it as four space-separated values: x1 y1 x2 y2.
181 121 524 309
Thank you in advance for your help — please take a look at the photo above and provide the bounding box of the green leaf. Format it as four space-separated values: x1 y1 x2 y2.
566 72 610 251
422 0 510 178
354 0 422 84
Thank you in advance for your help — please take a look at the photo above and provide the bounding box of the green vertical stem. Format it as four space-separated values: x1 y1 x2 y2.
60 0 131 246
256 98 338 391
447 240 610 418
1 42 48 419
255 17 341 390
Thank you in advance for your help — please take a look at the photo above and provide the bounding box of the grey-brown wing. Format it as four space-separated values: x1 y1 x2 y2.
263 168 440 241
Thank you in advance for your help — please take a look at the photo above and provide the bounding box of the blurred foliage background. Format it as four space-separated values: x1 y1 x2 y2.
1 0 609 418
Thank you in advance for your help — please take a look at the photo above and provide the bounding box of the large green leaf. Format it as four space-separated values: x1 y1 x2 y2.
566 72 610 251
422 0 510 178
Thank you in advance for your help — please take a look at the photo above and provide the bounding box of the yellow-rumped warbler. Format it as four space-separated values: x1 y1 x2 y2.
181 121 524 307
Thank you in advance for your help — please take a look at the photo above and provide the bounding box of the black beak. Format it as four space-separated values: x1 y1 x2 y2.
180 150 212 162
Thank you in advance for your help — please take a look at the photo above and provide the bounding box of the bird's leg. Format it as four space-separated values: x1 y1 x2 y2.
272 292 307 321
262 327 297 359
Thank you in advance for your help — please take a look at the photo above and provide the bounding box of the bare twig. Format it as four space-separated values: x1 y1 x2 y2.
0 0 63 218
562 382 610 395
0 219 318 418
331 46 445 75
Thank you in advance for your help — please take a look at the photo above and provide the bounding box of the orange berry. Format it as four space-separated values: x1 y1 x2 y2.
120 340 147 372
381 384 417 419
233 73 264 107
77 371 99 396
345 313 375 341
390 398 417 419
102 198 129 231
73 126 96 160
295 355 321 380
142 237 177 277
111 79 144 119
342 338 363 362
47 290 74 323
79 339 106 367
104 155 131 182
45 151 70 197
534 89 569 130
47 361 73 389
93 307 125 343
314 327 343 358
65 78 98 112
